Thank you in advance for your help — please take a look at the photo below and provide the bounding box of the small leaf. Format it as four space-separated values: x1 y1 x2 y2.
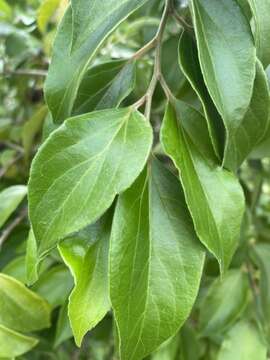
110 159 205 360
218 321 267 360
45 0 148 122
161 101 245 272
29 107 152 258
32 265 73 308
25 229 38 285
248 0 270 67
178 31 224 159
59 212 111 346
199 270 249 336
0 273 51 332
0 324 38 358
190 0 256 167
0 185 27 229
73 60 136 115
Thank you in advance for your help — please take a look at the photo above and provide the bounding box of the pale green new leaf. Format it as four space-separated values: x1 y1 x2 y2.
190 0 256 167
0 185 27 229
0 325 38 358
45 0 148 122
248 0 270 67
28 107 152 258
110 159 205 360
218 321 267 360
199 270 249 335
178 31 224 159
161 101 245 272
0 273 50 332
73 60 136 115
59 213 111 346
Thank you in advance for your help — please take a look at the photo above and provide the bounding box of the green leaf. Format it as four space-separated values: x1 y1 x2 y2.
199 270 249 336
223 60 270 170
45 0 148 122
25 229 38 286
0 186 27 229
248 0 270 67
178 31 224 159
59 212 111 346
73 60 136 115
32 265 73 308
0 325 38 358
110 159 205 360
54 302 73 348
161 101 245 272
250 243 270 339
29 107 152 258
0 0 12 20
190 0 256 168
37 0 61 33
22 106 47 162
2 256 26 283
0 273 51 332
217 321 267 360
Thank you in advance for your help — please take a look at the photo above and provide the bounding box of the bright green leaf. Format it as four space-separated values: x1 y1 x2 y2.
59 212 111 346
0 186 27 229
29 107 152 258
0 0 12 20
110 159 205 360
45 0 148 122
37 0 61 33
190 0 256 168
199 270 249 336
218 321 267 360
0 325 38 358
0 273 51 332
161 101 245 272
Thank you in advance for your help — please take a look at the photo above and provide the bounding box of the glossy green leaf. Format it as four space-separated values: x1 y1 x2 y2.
0 273 50 332
59 213 111 346
190 0 256 166
178 31 224 159
29 107 152 258
199 270 249 335
45 0 148 122
0 186 27 229
73 60 136 115
0 325 38 358
248 0 270 67
161 101 245 272
223 60 270 170
32 265 73 308
110 159 205 360
218 321 267 360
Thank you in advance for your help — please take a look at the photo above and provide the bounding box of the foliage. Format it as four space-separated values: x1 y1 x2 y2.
1 0 270 358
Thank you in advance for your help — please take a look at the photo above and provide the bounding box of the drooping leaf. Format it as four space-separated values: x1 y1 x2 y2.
0 185 27 229
32 265 73 308
217 321 267 360
223 60 270 170
0 324 38 358
178 31 224 159
28 107 152 258
73 60 136 115
248 0 270 67
110 159 205 360
45 0 148 122
161 101 245 272
59 212 111 346
199 270 249 336
190 0 256 167
54 302 73 348
0 273 51 332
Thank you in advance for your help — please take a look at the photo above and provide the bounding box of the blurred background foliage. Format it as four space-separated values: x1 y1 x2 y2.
1 0 270 358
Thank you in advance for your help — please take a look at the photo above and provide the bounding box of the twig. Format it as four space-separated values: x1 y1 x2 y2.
0 141 24 154
0 208 28 248
2 69 47 77
169 3 193 32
